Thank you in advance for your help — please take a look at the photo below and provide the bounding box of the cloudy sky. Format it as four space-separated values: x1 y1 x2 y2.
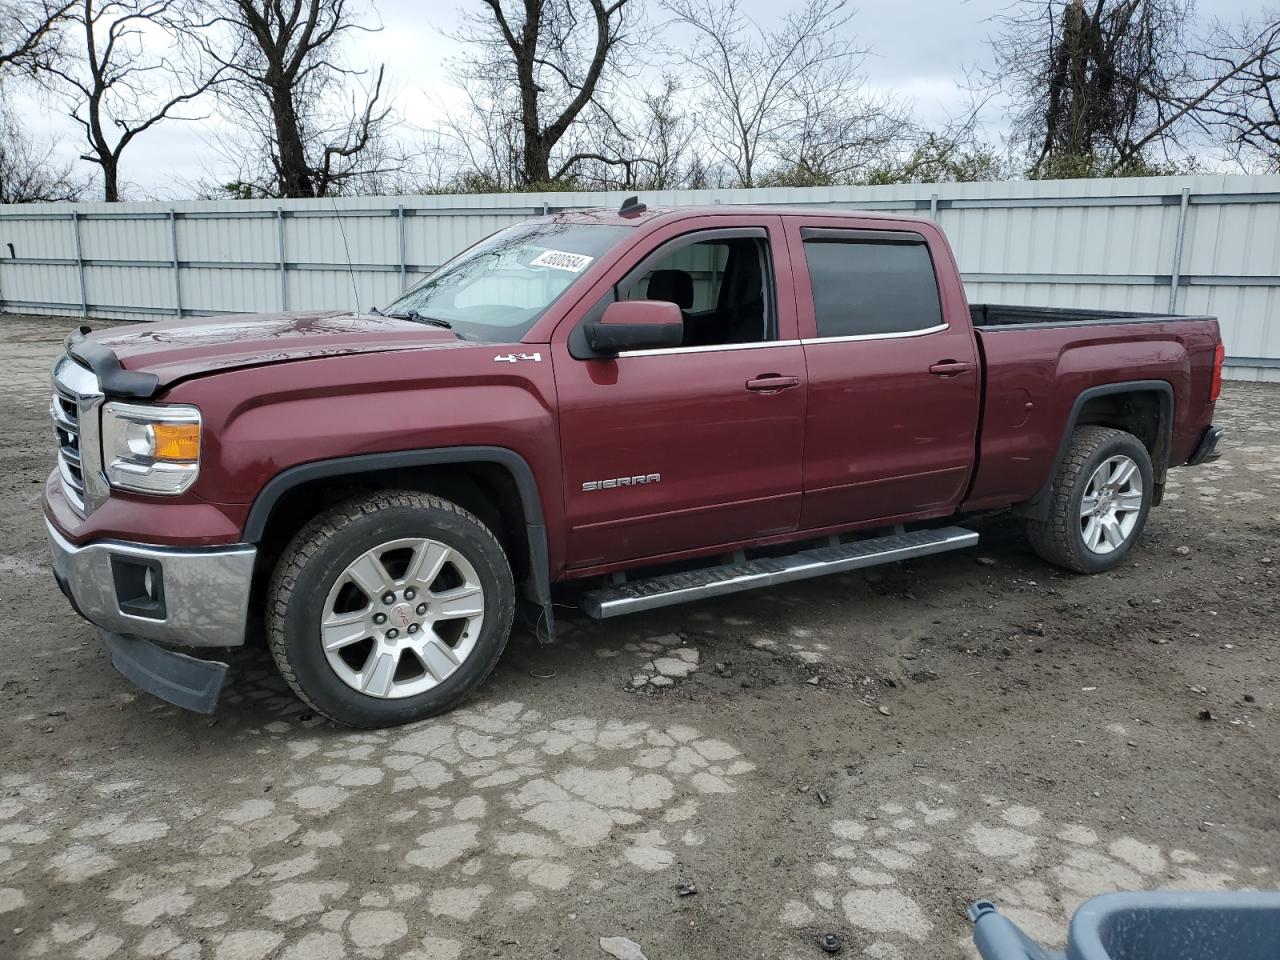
12 0 1261 199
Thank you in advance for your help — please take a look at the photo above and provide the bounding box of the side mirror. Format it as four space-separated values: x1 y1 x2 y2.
584 300 683 355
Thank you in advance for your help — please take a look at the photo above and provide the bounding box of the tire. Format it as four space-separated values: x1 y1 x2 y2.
267 490 515 728
1025 426 1154 574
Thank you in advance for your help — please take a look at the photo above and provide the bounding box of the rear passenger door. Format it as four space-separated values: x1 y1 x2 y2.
785 221 981 529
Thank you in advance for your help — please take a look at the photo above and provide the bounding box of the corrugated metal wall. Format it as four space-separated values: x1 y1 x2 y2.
2 175 1278 380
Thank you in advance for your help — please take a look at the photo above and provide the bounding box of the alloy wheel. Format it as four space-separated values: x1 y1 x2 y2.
320 537 485 698
1079 455 1144 555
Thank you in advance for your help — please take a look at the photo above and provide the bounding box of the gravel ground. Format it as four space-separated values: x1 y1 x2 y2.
1 314 1277 960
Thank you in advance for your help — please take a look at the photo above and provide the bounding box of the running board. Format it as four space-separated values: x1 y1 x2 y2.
581 526 979 619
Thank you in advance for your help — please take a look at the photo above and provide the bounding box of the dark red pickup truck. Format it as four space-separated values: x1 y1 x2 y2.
44 200 1225 726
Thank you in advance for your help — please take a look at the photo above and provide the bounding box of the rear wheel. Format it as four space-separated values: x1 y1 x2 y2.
268 490 515 728
1025 426 1153 574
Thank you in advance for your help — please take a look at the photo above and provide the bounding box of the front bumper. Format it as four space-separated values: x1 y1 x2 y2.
46 517 257 648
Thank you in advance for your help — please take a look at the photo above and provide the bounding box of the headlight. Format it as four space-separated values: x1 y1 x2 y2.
101 401 201 495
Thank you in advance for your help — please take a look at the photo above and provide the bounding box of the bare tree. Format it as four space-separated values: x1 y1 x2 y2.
1 2 79 204
0 102 84 201
525 74 701 190
0 0 72 76
201 0 396 197
34 0 224 200
435 55 527 192
451 0 639 187
769 56 912 186
864 130 1010 185
992 0 1203 177
662 0 898 188
623 77 698 189
1189 13 1280 171
860 83 1010 185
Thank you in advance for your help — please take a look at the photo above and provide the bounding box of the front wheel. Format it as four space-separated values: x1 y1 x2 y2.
267 490 515 728
1025 426 1154 574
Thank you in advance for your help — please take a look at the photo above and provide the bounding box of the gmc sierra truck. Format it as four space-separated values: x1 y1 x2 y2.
44 198 1226 727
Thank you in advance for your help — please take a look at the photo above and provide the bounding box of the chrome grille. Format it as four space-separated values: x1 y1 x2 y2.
51 355 105 515
51 387 85 509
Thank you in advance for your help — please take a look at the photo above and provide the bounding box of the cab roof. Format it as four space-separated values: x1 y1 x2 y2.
538 204 935 229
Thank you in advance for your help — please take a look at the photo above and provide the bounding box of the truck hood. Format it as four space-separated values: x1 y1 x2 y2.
85 310 467 391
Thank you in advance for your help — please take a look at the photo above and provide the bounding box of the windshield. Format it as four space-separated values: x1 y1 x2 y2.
384 220 632 342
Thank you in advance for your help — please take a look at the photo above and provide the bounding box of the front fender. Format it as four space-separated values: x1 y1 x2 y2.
160 347 566 610
162 346 562 519
240 446 555 642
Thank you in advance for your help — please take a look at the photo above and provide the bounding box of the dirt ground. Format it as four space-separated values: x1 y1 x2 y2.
1 313 1277 960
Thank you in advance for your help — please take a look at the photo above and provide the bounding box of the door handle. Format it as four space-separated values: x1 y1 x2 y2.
746 375 800 393
928 360 974 377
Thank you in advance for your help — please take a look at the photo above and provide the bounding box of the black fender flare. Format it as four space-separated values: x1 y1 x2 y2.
1018 379 1173 521
242 446 554 640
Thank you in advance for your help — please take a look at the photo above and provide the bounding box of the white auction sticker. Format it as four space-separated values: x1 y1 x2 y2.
530 249 594 273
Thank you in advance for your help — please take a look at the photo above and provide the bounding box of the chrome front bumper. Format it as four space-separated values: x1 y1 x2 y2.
46 518 257 648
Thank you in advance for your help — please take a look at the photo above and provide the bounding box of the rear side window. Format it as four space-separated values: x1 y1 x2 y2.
802 235 943 338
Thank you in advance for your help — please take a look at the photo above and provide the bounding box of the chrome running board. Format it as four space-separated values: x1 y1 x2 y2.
581 526 979 619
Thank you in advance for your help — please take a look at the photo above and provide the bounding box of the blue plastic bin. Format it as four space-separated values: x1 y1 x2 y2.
970 892 1280 960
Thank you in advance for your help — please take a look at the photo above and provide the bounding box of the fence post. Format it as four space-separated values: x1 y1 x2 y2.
276 207 287 310
71 210 88 318
1169 186 1191 313
168 209 183 318
397 204 406 291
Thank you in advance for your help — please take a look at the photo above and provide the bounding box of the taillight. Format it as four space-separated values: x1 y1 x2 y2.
1210 342 1225 402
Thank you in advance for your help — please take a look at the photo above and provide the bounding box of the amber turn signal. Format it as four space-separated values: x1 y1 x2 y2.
152 422 201 461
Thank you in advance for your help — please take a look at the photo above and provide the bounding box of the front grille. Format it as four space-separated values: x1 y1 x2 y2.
51 355 103 515
51 387 85 510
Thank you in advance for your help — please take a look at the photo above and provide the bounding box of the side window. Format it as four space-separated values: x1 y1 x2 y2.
616 235 774 348
622 242 729 313
802 236 943 338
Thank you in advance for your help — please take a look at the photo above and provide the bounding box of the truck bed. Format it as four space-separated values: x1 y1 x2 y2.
962 309 1222 513
969 303 1210 330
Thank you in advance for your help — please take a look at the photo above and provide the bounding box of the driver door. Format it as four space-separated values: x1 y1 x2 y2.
552 216 807 570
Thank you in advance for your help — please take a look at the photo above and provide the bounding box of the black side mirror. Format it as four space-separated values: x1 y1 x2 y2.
583 300 684 355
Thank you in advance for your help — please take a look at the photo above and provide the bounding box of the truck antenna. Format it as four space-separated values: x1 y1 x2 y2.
330 197 361 316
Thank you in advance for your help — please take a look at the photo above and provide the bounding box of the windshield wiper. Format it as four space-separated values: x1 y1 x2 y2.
387 309 452 329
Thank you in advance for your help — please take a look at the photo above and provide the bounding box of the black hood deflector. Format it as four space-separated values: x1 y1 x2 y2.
66 326 159 399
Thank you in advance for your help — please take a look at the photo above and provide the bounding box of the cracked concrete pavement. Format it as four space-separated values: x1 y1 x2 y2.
1 315 1277 959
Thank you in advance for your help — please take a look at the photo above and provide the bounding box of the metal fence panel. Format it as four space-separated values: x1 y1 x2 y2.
175 212 278 266
177 266 280 315
2 175 1279 380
